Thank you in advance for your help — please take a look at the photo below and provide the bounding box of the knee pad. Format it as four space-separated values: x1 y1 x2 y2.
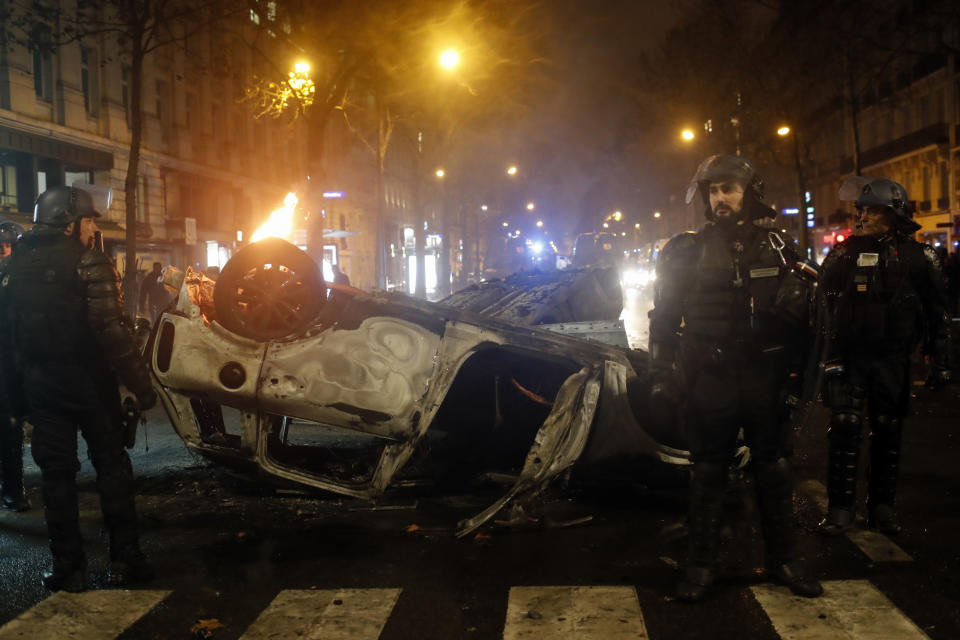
828 412 863 448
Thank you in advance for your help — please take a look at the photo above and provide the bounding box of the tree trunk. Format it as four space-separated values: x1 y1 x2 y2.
122 30 144 318
844 47 862 176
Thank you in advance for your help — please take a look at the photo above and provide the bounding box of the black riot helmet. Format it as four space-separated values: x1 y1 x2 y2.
0 220 24 244
684 154 775 221
33 184 106 227
838 176 920 233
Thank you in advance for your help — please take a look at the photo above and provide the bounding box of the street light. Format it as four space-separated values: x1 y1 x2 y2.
613 210 622 221
526 202 535 211
435 168 445 178
681 129 695 141
777 125 791 136
536 220 544 228
481 205 488 211
502 221 509 228
439 49 460 70
506 165 518 176
653 211 661 218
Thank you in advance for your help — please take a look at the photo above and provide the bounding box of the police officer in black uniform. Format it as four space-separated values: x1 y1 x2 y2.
0 220 30 512
649 155 822 602
1 185 157 592
818 177 950 536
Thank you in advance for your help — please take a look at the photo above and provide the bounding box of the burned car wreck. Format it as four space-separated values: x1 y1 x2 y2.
148 239 689 536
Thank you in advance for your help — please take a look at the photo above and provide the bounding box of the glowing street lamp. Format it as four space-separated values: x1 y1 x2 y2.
481 205 488 211
526 202 535 211
435 168 445 178
634 223 641 229
681 129 695 141
536 220 544 228
602 222 609 229
439 49 460 70
653 211 662 218
506 165 518 176
777 125 791 136
613 210 623 221
502 221 509 228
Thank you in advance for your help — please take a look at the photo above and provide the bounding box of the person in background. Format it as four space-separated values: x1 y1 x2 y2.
0 220 30 512
138 262 171 324
818 177 950 536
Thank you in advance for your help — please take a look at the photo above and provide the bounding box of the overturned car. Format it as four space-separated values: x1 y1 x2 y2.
148 239 689 536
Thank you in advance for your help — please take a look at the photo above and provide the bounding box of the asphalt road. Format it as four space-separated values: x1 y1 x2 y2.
1 289 958 639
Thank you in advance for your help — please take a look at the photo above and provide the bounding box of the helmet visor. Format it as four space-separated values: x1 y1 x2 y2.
72 183 113 216
684 155 719 204
838 175 871 202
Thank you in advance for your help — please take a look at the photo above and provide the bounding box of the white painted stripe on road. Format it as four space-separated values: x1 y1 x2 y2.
239 588 401 640
796 479 912 562
752 579 929 640
0 589 170 640
503 586 647 639
846 529 913 562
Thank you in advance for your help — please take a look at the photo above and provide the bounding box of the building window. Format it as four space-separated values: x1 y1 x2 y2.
32 47 53 102
81 47 99 116
0 164 17 208
249 8 260 24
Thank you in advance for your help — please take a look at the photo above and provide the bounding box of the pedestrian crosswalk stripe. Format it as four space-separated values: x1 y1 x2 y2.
796 479 913 562
845 529 913 562
752 579 929 640
503 586 647 639
0 589 170 640
239 588 401 640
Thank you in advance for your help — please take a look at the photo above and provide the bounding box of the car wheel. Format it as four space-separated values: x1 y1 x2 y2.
213 237 326 340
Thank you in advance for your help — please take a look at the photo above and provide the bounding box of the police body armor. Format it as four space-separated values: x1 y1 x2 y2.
657 222 813 358
822 233 940 354
4 234 94 370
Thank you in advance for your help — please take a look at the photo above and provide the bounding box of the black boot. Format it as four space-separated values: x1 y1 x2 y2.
754 458 823 598
42 556 87 592
108 545 155 586
676 461 727 603
867 416 902 535
820 411 861 536
768 560 824 598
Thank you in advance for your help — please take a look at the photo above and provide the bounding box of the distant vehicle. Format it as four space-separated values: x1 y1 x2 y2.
482 234 558 280
572 232 623 268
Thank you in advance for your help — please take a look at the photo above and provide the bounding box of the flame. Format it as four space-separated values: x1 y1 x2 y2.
251 192 298 243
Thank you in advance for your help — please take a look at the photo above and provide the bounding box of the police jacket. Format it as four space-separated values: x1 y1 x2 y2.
649 220 814 366
0 227 152 397
820 231 948 358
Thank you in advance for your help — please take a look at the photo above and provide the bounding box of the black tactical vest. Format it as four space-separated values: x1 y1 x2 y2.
825 234 926 351
683 223 802 347
2 232 92 366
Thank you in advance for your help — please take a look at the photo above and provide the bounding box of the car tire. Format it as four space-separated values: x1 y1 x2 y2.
213 237 326 341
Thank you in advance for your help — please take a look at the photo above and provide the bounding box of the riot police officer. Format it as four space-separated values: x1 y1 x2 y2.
1 185 157 592
0 220 30 511
819 177 949 536
649 155 822 602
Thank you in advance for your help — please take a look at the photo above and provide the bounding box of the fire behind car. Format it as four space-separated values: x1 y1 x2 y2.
147 238 689 536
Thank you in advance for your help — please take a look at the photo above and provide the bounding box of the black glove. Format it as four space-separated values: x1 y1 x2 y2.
135 388 158 411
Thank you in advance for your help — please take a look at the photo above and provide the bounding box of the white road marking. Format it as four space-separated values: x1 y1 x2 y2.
239 588 401 640
503 586 648 639
0 590 170 640
752 579 929 640
796 479 912 562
